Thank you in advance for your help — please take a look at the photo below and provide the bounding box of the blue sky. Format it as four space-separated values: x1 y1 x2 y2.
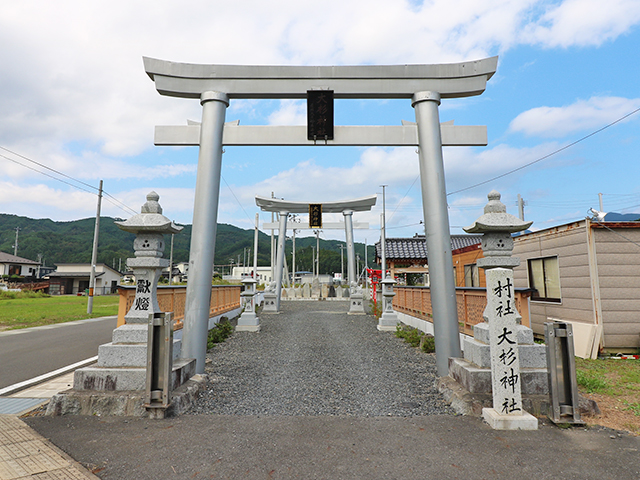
1 0 640 246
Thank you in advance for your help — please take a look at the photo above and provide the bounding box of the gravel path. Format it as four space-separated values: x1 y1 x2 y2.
188 301 454 417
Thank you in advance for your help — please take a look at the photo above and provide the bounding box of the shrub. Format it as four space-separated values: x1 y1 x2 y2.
420 334 435 353
207 317 234 349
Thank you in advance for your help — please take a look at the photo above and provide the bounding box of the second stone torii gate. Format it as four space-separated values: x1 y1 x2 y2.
144 56 498 376
255 194 377 313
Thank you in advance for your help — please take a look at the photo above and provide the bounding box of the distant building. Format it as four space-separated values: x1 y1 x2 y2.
0 251 41 279
47 263 122 295
375 234 483 285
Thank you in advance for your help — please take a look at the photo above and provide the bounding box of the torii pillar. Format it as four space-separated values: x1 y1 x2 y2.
144 56 497 375
256 195 377 313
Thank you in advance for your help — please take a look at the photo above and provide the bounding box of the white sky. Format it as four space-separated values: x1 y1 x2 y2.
2 0 640 244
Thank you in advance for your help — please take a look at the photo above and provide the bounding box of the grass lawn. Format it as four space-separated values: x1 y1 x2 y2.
575 357 640 435
0 293 120 330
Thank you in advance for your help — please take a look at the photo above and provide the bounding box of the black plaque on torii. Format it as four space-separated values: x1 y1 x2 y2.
309 204 322 228
307 90 334 141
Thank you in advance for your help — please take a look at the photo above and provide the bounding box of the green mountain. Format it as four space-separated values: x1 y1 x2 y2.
0 214 378 275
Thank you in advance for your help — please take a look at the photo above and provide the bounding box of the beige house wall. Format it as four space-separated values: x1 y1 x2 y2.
593 226 640 349
513 221 595 336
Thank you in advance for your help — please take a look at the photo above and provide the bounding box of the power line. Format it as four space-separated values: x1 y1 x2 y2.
0 146 138 216
447 106 640 197
0 152 95 195
387 175 419 222
221 174 252 222
0 145 98 192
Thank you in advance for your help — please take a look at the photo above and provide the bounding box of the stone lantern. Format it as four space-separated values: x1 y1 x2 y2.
54 192 191 416
115 191 182 324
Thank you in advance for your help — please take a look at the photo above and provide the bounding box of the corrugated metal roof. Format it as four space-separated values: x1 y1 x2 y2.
375 234 482 261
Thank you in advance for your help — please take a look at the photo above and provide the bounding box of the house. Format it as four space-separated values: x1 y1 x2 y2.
512 218 640 357
0 251 41 279
375 234 482 285
47 263 122 295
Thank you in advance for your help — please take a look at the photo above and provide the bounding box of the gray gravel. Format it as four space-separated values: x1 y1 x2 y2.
188 300 454 417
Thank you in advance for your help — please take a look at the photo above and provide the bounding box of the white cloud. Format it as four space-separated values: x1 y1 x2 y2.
509 96 640 137
268 101 306 126
2 0 640 229
521 0 640 48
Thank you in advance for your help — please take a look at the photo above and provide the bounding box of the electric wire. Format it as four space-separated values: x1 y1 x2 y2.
447 106 640 197
221 174 253 222
589 217 640 249
0 145 98 192
0 147 138 216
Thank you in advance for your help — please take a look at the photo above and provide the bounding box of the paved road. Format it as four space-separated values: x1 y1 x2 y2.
0 316 117 389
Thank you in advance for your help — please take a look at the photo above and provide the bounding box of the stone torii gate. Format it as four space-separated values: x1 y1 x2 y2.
255 194 377 313
144 56 497 375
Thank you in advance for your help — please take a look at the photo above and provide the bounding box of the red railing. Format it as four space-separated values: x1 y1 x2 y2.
394 286 531 335
117 285 241 330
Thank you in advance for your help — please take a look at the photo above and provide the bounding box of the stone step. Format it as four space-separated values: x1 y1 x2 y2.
449 357 549 395
97 338 182 367
463 338 547 369
73 358 196 392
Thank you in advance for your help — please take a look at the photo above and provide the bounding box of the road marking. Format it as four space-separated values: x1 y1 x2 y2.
0 356 98 397
0 316 117 337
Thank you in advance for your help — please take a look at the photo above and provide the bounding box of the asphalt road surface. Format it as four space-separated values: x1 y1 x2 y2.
0 316 117 389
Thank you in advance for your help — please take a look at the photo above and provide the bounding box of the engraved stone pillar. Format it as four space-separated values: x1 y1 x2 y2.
464 190 538 430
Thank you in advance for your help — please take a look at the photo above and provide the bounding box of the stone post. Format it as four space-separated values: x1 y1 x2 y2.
464 190 538 430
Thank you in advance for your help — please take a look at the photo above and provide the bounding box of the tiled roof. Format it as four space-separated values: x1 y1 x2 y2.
375 234 482 261
0 251 40 265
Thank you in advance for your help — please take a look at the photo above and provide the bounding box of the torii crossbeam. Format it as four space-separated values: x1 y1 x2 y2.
144 56 498 375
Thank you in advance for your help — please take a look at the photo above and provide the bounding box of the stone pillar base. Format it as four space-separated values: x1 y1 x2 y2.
377 324 396 332
236 324 261 332
237 311 260 331
348 292 365 314
262 292 278 312
378 310 398 330
482 408 538 430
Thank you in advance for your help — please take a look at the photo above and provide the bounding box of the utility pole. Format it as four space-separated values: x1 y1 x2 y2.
13 227 19 256
270 192 275 280
169 232 174 284
339 243 346 283
380 185 387 279
87 180 103 314
517 194 527 221
315 230 320 278
253 213 259 281
292 228 297 285
311 246 315 277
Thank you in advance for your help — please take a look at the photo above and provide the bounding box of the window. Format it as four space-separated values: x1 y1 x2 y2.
528 256 561 302
464 264 479 287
